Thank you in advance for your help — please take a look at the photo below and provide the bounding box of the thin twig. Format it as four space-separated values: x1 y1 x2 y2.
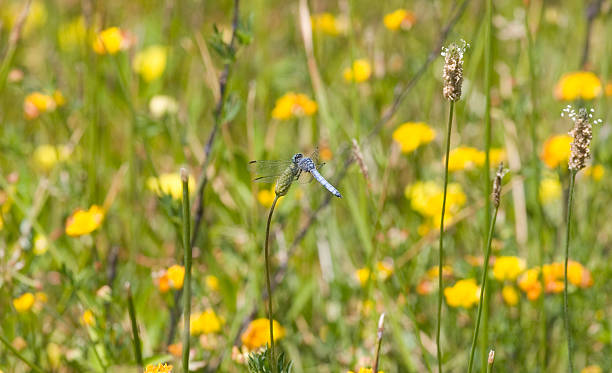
265 195 280 372
166 0 241 347
126 283 144 368
181 169 193 373
580 0 603 69
563 170 577 373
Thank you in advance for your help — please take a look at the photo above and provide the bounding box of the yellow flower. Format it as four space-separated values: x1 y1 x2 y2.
426 265 453 279
24 92 56 120
493 256 526 281
167 265 185 289
407 181 466 227
257 188 277 208
241 318 286 351
584 164 604 181
33 144 70 171
65 205 105 236
554 71 602 101
392 122 436 153
81 309 95 326
33 234 48 255
343 59 372 83
93 27 127 55
133 45 168 82
53 90 66 107
147 173 196 200
377 260 394 280
205 275 219 292
383 9 416 31
190 309 223 335
539 177 562 204
518 268 542 301
501 285 519 306
348 368 385 373
271 92 317 120
13 293 35 313
311 13 344 35
145 363 173 373
581 365 602 373
448 146 485 172
57 16 88 51
489 148 507 166
47 342 61 369
355 268 371 286
444 279 480 308
541 134 572 169
567 260 593 288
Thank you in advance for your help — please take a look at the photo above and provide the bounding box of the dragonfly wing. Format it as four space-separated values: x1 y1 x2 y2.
249 160 292 176
253 175 280 183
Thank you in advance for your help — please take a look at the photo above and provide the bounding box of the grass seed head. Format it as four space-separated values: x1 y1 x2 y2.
441 40 468 102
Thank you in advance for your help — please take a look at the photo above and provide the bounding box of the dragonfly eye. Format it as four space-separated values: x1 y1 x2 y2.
292 153 303 163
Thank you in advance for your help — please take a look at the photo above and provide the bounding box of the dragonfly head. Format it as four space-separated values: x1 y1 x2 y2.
292 153 303 164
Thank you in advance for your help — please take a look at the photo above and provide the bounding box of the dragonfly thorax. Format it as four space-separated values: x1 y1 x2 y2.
292 153 304 164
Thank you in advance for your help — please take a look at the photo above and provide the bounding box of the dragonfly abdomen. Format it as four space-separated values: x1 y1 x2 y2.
310 169 342 198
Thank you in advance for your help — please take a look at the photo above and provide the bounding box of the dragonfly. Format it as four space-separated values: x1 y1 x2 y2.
249 150 342 198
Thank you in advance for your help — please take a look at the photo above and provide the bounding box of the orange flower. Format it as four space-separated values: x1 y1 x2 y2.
554 71 602 101
240 318 285 351
383 9 416 31
540 134 572 168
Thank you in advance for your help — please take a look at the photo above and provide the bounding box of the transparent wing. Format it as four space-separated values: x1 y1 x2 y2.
253 175 280 184
297 148 326 184
248 160 292 176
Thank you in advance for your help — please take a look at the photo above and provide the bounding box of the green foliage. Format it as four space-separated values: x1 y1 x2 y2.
247 347 293 373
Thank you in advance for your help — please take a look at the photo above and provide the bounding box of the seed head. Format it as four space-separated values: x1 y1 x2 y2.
562 105 601 172
351 139 370 188
441 40 468 102
492 163 507 208
488 349 495 365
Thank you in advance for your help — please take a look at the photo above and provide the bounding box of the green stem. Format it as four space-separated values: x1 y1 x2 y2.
482 0 493 369
265 195 280 373
126 283 143 368
181 170 192 373
563 170 577 373
467 204 500 373
373 313 384 373
436 100 455 373
0 333 44 373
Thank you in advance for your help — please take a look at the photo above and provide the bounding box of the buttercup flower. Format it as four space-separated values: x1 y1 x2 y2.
241 318 285 350
311 13 346 35
271 92 317 120
133 45 168 82
206 275 220 292
444 279 480 308
540 134 572 169
583 164 604 181
492 256 526 281
407 181 466 233
539 177 562 204
581 365 602 373
166 265 185 289
554 71 601 101
343 59 372 83
147 173 195 200
489 148 507 165
190 309 223 335
257 187 277 208
33 144 70 171
348 368 385 373
33 234 48 255
392 122 436 153
81 309 95 326
383 9 416 31
355 261 394 286
13 293 35 313
447 146 485 171
502 285 519 306
93 27 129 55
65 205 104 236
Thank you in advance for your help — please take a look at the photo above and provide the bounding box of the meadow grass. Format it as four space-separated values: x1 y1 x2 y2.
1 1 611 373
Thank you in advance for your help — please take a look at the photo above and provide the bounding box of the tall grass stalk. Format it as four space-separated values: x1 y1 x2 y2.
181 169 192 373
467 189 500 373
373 313 385 373
126 282 143 368
264 195 280 373
0 333 44 373
482 0 494 369
563 170 577 373
436 100 455 373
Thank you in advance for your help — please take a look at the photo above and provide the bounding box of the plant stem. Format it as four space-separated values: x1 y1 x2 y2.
436 100 454 373
0 333 44 373
265 195 280 373
467 203 500 373
563 170 577 373
126 283 143 368
482 0 493 369
181 170 192 373
373 313 385 373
